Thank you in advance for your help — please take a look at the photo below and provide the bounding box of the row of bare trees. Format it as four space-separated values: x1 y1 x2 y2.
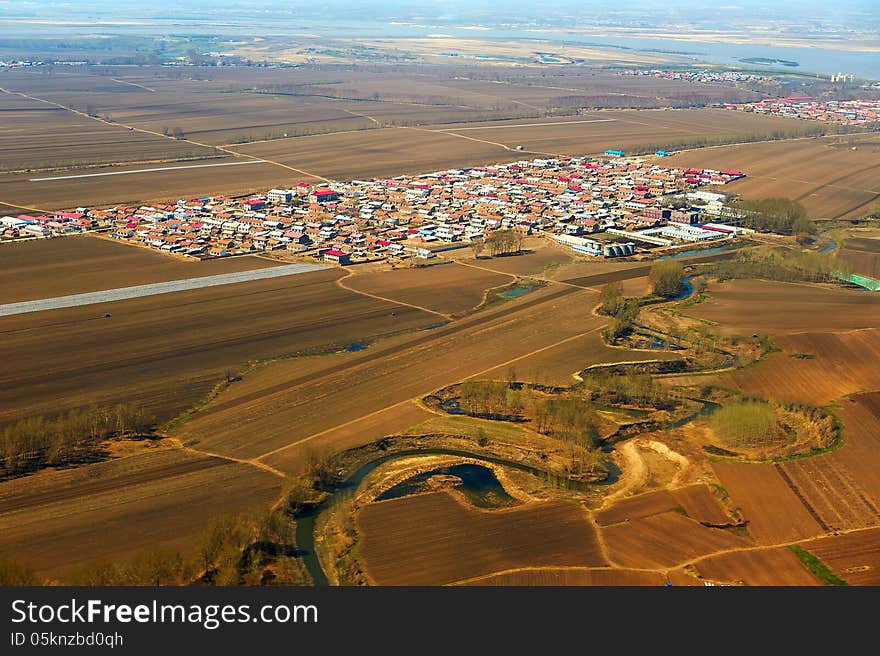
1 403 154 477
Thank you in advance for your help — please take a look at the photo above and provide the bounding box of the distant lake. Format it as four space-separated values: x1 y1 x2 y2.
2 15 877 80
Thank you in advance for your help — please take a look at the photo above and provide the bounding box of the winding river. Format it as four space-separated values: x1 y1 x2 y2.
294 447 620 585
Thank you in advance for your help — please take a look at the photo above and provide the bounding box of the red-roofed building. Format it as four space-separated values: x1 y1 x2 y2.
322 249 351 265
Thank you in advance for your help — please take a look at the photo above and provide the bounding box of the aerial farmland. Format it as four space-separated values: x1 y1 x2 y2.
2 37 880 592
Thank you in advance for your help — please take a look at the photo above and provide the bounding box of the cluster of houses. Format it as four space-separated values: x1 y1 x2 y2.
728 97 880 125
620 68 775 86
2 156 748 261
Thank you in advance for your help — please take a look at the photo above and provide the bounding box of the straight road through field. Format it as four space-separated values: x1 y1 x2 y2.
0 263 330 316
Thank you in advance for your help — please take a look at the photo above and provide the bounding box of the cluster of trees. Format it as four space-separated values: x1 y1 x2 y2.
1 403 154 477
580 370 678 410
600 281 641 340
457 381 600 448
460 380 527 420
712 400 779 448
2 507 308 586
649 259 687 298
731 198 815 236
532 396 601 449
712 247 849 284
484 229 525 257
73 509 304 586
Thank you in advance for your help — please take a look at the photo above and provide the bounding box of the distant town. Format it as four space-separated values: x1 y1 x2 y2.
727 97 880 126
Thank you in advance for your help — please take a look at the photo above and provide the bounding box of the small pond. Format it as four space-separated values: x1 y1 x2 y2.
499 287 531 299
376 463 517 508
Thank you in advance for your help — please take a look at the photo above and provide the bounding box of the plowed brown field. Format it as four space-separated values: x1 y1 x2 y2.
711 461 824 544
0 449 281 578
693 547 819 586
0 267 435 425
344 262 511 316
357 492 605 585
801 527 880 585
601 511 751 569
686 280 880 335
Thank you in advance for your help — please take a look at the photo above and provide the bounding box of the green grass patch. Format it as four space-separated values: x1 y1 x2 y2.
711 483 729 500
410 415 532 445
788 545 848 586
669 505 689 517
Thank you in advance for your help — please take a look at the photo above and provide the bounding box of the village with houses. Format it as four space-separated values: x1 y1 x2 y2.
727 97 880 125
620 68 777 86
0 156 750 265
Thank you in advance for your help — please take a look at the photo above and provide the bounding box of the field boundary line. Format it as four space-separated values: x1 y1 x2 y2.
181 445 286 478
109 77 156 92
0 198 49 214
255 319 603 461
336 270 452 319
30 159 265 181
429 118 617 132
402 125 564 158
0 84 333 184
454 258 600 292
446 564 659 586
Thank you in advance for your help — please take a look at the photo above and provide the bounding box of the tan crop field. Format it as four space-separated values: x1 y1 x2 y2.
801 527 880 585
450 240 574 277
672 484 733 525
180 285 604 463
663 134 880 219
357 493 605 585
429 109 816 157
692 547 819 586
0 91 218 171
0 234 280 304
596 489 683 526
838 235 880 278
601 511 751 569
0 159 300 213
711 462 824 544
479 329 680 386
0 267 436 425
343 262 512 316
231 127 513 181
696 328 880 405
685 279 880 335
778 455 880 532
0 448 281 579
595 486 730 531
